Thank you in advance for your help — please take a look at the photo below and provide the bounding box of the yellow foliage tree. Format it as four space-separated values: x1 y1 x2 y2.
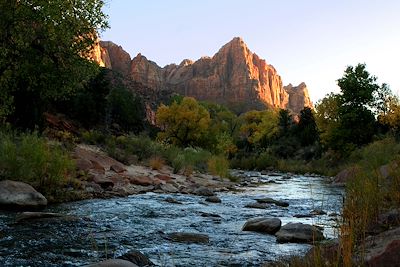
156 97 211 147
239 109 279 145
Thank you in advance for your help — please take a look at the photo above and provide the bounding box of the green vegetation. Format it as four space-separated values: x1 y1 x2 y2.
0 130 75 197
0 0 108 128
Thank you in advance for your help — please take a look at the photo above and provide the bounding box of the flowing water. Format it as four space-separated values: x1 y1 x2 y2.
0 172 343 267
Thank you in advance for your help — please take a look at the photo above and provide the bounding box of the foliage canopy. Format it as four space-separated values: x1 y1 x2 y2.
0 0 108 127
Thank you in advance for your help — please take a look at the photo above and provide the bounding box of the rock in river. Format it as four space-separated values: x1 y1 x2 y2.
255 197 289 207
0 180 47 210
205 196 222 203
245 202 268 209
193 186 215 196
164 232 209 244
85 259 138 267
118 250 155 267
242 217 282 234
275 223 325 243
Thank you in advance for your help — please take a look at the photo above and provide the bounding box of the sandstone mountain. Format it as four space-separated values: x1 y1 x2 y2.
283 82 313 113
95 37 313 113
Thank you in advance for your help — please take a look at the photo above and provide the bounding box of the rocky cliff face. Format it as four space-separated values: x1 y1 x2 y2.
100 41 130 76
96 37 313 113
284 82 313 113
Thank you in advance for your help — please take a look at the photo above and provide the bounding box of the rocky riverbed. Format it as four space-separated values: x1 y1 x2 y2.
0 171 343 266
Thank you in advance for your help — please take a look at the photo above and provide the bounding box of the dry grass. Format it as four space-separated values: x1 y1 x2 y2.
149 156 165 170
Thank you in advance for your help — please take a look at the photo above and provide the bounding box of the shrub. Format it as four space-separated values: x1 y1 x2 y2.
81 130 107 145
207 155 229 178
255 151 278 170
0 131 75 196
149 156 165 170
164 146 211 174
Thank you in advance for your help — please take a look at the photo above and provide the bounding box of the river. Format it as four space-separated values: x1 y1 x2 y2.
0 172 343 267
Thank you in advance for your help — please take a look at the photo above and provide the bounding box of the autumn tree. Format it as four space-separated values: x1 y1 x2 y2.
239 110 279 151
156 97 211 147
315 93 341 148
0 0 108 128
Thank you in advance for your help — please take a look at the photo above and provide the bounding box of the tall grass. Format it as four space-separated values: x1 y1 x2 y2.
338 137 400 266
207 155 229 178
0 130 75 196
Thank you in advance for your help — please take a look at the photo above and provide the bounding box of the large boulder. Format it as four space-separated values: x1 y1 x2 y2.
242 217 281 234
363 226 400 267
275 223 325 243
129 176 154 186
0 180 47 210
85 259 138 267
332 166 359 186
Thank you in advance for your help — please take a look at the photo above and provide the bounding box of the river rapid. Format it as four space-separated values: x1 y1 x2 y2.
0 172 343 267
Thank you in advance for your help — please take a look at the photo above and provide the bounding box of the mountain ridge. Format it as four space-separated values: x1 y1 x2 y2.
93 37 313 113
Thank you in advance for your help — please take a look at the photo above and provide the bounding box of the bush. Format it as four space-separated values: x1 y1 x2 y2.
149 156 165 170
81 130 107 145
230 155 257 170
0 131 75 196
104 134 163 164
163 146 211 174
255 151 278 170
207 155 229 178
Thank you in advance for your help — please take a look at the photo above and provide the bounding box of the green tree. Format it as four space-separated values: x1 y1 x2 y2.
297 107 319 146
315 93 340 148
0 0 108 127
156 97 211 147
336 64 380 148
200 101 239 155
107 86 145 133
277 109 293 136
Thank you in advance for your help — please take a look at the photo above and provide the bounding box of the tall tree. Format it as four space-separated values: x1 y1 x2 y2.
336 64 380 149
297 107 319 146
0 0 108 127
156 97 211 147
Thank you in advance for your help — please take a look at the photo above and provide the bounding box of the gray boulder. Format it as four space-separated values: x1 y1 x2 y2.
193 186 215 196
275 223 325 243
0 180 47 210
242 217 281 234
255 197 289 207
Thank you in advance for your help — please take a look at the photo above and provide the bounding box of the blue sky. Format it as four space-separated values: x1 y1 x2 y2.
101 0 400 103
